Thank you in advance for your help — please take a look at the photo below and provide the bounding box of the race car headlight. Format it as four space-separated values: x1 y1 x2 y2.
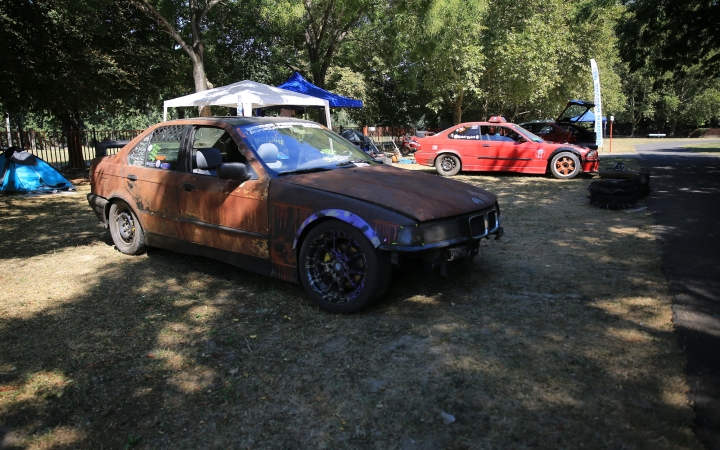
395 224 423 246
585 150 598 159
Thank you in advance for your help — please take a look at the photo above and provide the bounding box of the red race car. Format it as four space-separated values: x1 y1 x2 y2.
413 117 599 179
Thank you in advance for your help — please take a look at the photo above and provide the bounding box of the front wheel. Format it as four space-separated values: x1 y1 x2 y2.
298 220 391 313
550 152 581 179
109 201 147 255
435 154 461 177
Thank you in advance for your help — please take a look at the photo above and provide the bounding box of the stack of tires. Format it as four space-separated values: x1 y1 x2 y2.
588 163 650 210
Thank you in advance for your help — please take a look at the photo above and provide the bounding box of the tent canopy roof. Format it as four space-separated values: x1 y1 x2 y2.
163 80 329 110
571 111 607 122
278 72 363 108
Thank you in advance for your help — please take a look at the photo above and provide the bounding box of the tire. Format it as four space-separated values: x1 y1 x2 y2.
435 154 461 177
589 192 641 210
298 220 391 313
109 201 147 255
589 179 650 198
550 152 581 179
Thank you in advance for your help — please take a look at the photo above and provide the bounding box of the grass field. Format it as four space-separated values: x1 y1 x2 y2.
0 167 701 449
598 137 714 154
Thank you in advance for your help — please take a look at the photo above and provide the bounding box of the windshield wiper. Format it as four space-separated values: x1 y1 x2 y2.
336 159 371 167
278 167 332 176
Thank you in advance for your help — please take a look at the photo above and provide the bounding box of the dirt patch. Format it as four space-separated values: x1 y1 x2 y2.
0 169 700 449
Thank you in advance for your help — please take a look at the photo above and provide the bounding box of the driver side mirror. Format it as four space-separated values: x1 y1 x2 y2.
218 162 251 180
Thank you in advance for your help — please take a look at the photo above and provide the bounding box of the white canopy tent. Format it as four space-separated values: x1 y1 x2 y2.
162 80 332 127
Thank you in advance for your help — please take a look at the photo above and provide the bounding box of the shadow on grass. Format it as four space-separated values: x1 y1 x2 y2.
0 177 701 449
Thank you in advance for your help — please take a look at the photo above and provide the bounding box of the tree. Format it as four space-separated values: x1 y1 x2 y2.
617 0 720 77
0 0 182 167
128 0 225 115
260 0 379 90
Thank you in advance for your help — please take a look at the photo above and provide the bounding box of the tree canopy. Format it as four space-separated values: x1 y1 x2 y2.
2 0 719 139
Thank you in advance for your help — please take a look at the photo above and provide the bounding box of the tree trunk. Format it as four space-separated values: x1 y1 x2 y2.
61 110 85 169
191 50 211 117
670 118 678 136
452 90 464 124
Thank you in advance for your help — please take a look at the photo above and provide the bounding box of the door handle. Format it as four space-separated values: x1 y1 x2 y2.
127 174 138 181
482 144 490 147
182 183 195 192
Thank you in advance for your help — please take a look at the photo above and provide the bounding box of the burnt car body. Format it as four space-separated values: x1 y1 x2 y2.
413 117 599 179
520 100 600 150
87 117 503 313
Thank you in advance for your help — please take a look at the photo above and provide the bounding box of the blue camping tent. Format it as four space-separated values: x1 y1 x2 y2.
277 72 363 108
1 147 75 194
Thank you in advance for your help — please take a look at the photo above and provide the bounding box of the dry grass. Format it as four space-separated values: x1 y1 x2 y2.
0 166 701 449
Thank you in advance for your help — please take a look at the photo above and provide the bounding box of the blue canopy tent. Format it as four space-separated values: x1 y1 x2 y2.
277 73 363 108
571 110 606 123
1 147 75 194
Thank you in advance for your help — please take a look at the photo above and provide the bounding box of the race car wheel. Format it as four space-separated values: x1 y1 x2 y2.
435 154 461 177
550 152 581 179
109 201 147 255
299 220 391 313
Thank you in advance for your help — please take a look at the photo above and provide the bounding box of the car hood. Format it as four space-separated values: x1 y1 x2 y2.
277 165 497 222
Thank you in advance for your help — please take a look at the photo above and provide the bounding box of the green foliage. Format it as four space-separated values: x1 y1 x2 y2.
617 0 720 77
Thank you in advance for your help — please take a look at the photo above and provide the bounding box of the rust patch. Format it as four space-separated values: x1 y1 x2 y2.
373 220 402 245
251 238 269 259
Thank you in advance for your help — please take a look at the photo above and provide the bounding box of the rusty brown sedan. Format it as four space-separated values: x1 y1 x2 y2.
87 117 503 313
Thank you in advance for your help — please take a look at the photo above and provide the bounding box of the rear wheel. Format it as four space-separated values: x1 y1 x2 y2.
550 152 581 179
109 201 146 255
299 220 391 313
435 154 461 177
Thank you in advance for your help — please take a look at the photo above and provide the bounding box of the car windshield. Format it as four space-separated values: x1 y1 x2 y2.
236 121 376 175
512 125 544 143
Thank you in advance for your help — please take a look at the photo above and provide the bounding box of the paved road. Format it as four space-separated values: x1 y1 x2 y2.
631 140 720 449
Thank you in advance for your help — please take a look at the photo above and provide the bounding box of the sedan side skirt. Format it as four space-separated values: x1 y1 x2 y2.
145 233 273 277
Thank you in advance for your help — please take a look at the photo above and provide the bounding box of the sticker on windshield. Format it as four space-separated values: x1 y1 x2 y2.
244 122 323 135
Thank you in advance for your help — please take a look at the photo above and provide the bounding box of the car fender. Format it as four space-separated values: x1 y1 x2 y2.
432 149 463 165
293 209 382 250
548 147 583 161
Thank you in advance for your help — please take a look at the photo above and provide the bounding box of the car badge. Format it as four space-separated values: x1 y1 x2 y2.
536 148 545 159
472 197 483 204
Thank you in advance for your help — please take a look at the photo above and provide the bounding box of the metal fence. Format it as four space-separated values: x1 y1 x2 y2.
2 125 442 168
1 129 143 169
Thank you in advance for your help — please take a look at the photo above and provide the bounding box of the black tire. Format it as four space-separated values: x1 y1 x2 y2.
589 179 642 195
435 154 461 177
550 152 581 179
109 201 147 255
589 192 641 210
298 220 391 313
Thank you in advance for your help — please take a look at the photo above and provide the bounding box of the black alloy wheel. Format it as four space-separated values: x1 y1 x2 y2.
299 220 391 313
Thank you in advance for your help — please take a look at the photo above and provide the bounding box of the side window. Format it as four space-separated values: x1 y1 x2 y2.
193 127 245 164
127 125 184 170
191 126 254 177
538 125 554 135
448 125 481 140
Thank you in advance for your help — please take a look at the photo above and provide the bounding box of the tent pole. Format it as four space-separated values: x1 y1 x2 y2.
163 106 167 122
324 105 332 130
5 114 12 146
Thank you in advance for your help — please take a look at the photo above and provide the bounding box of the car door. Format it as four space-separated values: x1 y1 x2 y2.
175 124 272 268
123 124 188 238
442 125 483 170
479 125 538 171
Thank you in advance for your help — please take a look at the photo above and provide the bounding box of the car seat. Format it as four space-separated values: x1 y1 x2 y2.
257 143 282 169
193 147 222 175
